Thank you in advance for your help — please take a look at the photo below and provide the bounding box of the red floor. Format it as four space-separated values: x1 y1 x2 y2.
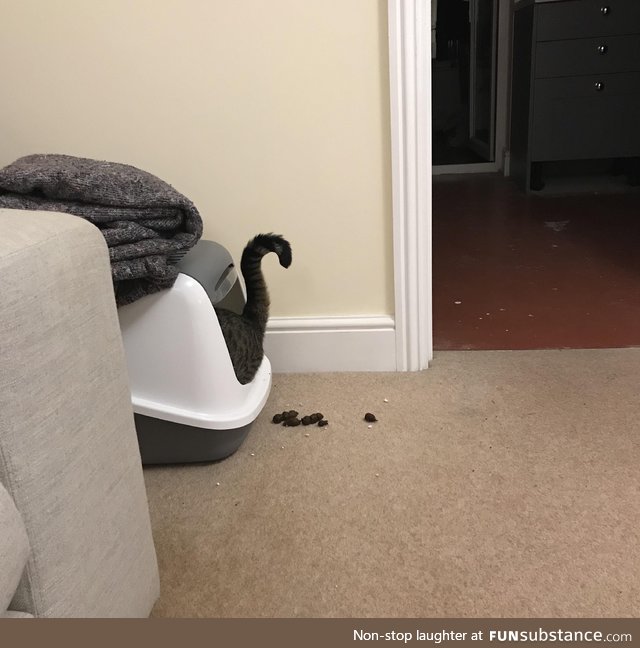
433 173 640 350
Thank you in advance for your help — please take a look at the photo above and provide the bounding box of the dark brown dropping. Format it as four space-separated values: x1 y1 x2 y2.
287 410 299 418
301 415 312 425
272 413 283 424
318 419 329 427
364 412 377 422
310 413 323 423
287 417 301 427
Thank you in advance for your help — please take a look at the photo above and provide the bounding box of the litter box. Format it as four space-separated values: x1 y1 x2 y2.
117 240 272 464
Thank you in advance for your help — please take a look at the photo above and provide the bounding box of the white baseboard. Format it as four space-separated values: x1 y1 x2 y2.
432 162 498 175
265 316 397 373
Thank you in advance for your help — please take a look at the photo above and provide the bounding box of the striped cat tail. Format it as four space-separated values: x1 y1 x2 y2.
240 233 292 332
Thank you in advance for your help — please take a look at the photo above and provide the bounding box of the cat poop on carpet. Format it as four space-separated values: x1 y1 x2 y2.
272 410 327 427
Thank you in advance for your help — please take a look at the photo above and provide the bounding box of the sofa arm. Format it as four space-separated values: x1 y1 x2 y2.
0 208 159 617
0 482 30 615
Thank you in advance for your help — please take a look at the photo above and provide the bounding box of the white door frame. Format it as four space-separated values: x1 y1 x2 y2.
431 0 512 176
388 0 432 371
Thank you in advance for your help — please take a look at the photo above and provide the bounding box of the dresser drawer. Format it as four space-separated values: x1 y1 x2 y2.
536 0 640 41
535 33 640 78
531 72 640 160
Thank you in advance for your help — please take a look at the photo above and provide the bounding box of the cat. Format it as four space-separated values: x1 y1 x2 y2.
215 233 292 385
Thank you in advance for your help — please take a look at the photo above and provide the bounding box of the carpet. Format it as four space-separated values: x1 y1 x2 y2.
144 349 640 617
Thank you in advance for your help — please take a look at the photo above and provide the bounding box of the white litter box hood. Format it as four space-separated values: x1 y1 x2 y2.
116 240 272 464
119 273 271 430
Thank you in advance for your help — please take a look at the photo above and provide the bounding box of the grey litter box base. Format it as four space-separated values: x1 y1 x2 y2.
134 414 252 465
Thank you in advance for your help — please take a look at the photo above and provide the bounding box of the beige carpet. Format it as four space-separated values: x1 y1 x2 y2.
144 349 640 618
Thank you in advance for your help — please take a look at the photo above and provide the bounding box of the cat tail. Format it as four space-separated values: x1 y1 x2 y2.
240 233 292 332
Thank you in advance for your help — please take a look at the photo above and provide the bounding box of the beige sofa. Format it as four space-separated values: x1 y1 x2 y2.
0 208 159 617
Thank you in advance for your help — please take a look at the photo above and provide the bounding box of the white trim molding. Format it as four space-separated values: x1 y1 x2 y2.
265 316 396 373
388 0 433 371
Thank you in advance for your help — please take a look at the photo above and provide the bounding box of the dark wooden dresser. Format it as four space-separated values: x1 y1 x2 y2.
510 0 640 191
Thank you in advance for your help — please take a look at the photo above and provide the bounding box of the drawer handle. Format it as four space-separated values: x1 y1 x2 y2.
594 81 605 91
600 6 610 15
597 44 608 55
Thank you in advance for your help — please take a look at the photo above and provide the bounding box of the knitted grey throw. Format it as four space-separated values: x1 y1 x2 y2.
0 154 203 305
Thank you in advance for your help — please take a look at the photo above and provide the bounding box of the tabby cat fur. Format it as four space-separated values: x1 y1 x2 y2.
215 233 292 385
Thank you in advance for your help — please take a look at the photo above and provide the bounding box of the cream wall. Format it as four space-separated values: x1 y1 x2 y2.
0 0 394 318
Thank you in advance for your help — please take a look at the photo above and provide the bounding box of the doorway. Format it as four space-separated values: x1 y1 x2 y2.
432 0 498 170
432 173 640 351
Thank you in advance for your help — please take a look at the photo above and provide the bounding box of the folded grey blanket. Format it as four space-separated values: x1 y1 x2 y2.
0 154 203 305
